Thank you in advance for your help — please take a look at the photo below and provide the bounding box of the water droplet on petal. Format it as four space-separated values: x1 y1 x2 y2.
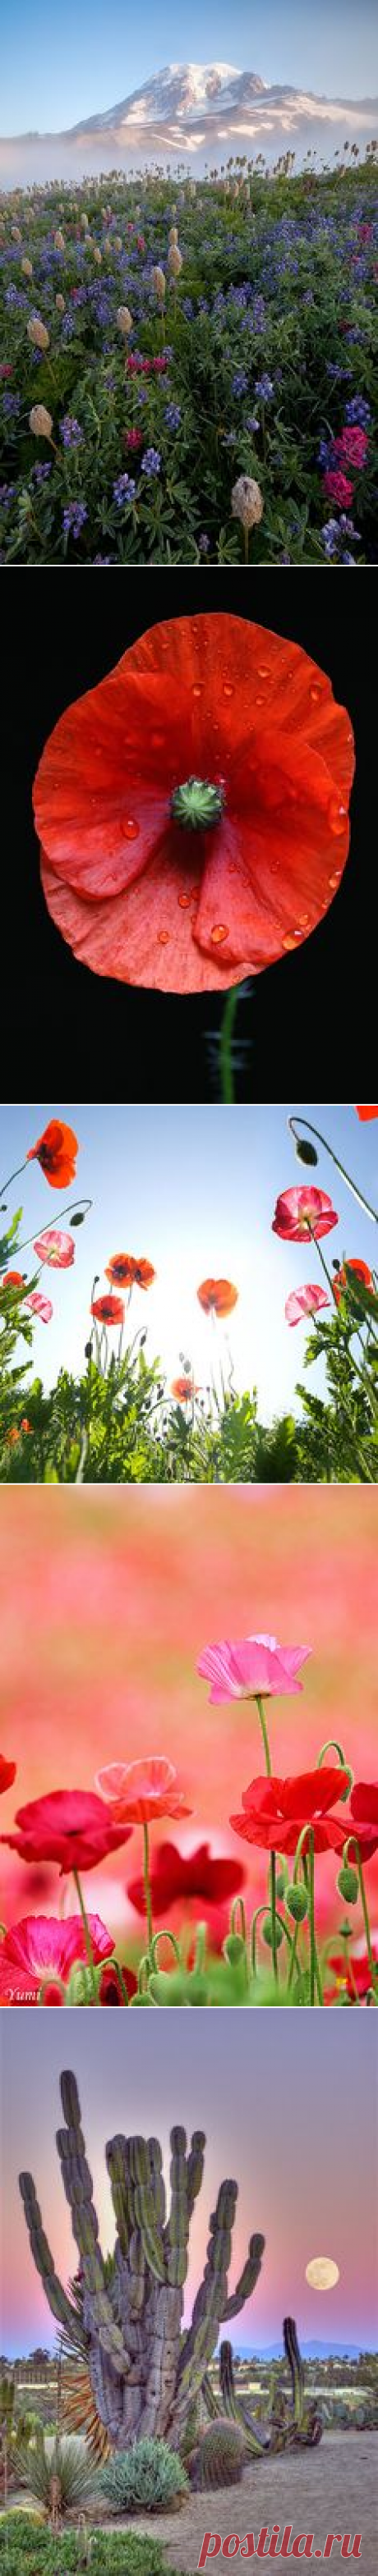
192 683 203 699
223 682 234 699
151 731 164 749
299 911 309 924
157 929 169 945
329 798 348 837
122 818 140 840
178 892 191 908
283 934 296 951
329 870 343 888
211 924 228 945
256 693 265 707
310 684 320 703
257 664 269 680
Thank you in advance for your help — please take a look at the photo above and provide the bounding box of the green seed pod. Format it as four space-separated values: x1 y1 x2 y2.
262 1916 284 1950
275 1872 287 1901
223 1933 246 1967
337 1865 358 1903
285 1883 308 1923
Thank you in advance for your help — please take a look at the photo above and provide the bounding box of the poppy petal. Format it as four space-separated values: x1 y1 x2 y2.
40 837 245 994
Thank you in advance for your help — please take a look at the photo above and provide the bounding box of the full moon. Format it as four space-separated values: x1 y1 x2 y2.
306 2257 339 2291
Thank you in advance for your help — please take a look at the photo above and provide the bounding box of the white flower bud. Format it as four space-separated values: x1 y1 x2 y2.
117 304 132 335
21 257 33 277
152 265 165 300
53 230 65 251
27 315 49 351
29 403 53 438
231 475 264 530
55 293 65 311
168 243 182 277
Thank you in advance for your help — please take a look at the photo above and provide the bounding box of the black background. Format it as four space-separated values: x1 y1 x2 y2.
2 571 371 1102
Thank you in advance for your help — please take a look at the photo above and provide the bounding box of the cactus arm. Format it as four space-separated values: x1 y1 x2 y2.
105 2138 131 2259
186 2131 206 2220
57 2079 127 2377
284 2317 304 2425
128 2138 166 2281
221 2230 265 2321
177 2181 237 2402
18 2175 85 2352
219 2340 270 2453
165 2128 189 2286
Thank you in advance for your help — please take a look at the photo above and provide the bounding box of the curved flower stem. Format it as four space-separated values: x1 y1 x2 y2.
0 1161 27 1203
293 1827 323 2005
356 1856 376 1987
270 1849 278 1983
0 1198 93 1272
71 1869 97 2000
150 1928 182 1968
219 988 240 1103
255 1694 272 1775
230 1895 247 1942
288 1116 378 1225
143 1822 154 1955
317 1741 353 1793
108 1961 130 2005
251 1904 267 1976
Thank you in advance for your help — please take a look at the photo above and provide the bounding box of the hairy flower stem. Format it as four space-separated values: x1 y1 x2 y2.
143 1822 154 1955
356 1856 376 1987
294 1828 323 2005
71 1871 97 2000
256 1694 272 1774
288 1116 378 1225
219 987 239 1102
270 1847 278 1982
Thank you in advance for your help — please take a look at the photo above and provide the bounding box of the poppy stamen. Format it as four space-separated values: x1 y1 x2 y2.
171 777 224 832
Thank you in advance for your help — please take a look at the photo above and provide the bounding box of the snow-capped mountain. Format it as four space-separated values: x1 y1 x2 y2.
1 61 377 181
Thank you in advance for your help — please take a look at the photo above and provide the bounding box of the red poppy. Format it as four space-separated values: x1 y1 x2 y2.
0 1911 114 2005
0 1272 24 1291
96 1756 192 1826
327 1941 378 2001
337 1781 378 1863
272 1187 338 1241
105 1255 155 1290
91 1294 124 1326
1 1788 133 1874
229 1767 350 1855
0 1756 16 1794
197 1277 238 1315
333 1258 373 1304
98 1961 137 2004
171 1377 199 1402
355 1107 378 1121
26 1120 78 1188
127 1838 246 1917
33 614 355 997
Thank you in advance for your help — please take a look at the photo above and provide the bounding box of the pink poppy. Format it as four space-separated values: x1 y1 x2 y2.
197 1634 311 1703
272 1187 338 1242
95 1755 192 1825
1 1787 133 1872
25 1291 53 1323
34 1228 75 1268
284 1285 330 1327
0 1912 114 2005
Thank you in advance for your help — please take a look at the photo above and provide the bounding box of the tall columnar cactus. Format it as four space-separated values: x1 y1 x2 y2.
19 2071 265 2454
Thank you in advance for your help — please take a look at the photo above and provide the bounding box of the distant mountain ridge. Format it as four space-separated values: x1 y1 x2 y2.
233 2341 375 2361
1 59 377 167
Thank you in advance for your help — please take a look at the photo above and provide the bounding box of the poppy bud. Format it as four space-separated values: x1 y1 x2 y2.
285 1883 308 1922
275 1868 288 1900
29 404 53 439
71 1212 85 1226
294 1139 318 1167
27 315 49 351
262 1915 284 1949
140 1331 147 1346
337 1865 358 1903
85 1341 93 1359
231 474 264 530
66 1964 96 2005
223 1933 246 1967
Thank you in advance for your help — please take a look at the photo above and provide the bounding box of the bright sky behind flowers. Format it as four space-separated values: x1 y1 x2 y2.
1 2010 377 2355
2 2 377 138
1 1101 377 1425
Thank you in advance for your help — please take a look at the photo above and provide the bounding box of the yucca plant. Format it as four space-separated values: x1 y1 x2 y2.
16 2432 96 2518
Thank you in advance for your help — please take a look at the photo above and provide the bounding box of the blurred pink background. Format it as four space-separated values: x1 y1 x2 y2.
0 1485 377 1941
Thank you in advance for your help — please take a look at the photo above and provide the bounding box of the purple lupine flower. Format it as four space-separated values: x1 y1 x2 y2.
255 374 274 401
164 403 182 428
245 413 259 433
60 415 83 447
0 484 16 506
344 395 371 428
33 462 52 484
62 501 88 539
232 370 249 396
113 473 136 506
141 447 161 476
198 533 210 553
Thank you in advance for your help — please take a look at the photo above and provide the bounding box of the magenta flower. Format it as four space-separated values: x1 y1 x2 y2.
34 1228 75 1269
197 1634 311 1703
284 1284 330 1327
0 1912 114 2004
25 1291 53 1322
272 1187 338 1242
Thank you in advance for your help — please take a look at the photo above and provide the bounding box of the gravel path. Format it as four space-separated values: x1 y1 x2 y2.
118 2432 378 2574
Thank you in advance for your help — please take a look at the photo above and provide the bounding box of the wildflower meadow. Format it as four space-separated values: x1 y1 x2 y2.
1 154 377 563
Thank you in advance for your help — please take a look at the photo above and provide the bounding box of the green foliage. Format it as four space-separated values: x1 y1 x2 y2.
99 2441 188 2513
0 2517 183 2575
16 2434 95 2514
189 2414 246 2487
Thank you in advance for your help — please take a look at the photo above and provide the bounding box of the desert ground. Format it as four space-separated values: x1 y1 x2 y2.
122 2432 378 2572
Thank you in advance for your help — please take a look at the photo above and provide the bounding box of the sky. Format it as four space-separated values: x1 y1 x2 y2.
1 2010 377 2357
1 1101 377 1428
1 0 377 136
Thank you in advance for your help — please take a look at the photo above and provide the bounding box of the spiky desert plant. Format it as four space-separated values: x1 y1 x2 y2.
19 2069 265 2452
189 2414 247 2487
99 2437 188 2510
16 2432 96 2517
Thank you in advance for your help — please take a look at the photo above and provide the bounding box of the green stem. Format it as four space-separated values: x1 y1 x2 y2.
0 1197 92 1272
288 1919 300 1992
219 987 239 1103
230 1895 247 1942
256 1693 272 1774
0 1161 27 1202
72 1869 97 2000
143 1820 154 1955
270 1848 278 1983
288 1116 378 1226
308 1833 316 2007
357 1856 376 1986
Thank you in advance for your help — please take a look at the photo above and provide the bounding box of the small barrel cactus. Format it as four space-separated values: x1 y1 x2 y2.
189 2414 247 2488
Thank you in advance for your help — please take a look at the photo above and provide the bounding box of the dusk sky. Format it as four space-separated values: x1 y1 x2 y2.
1 1101 376 1426
2 0 377 135
1 2012 377 2358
